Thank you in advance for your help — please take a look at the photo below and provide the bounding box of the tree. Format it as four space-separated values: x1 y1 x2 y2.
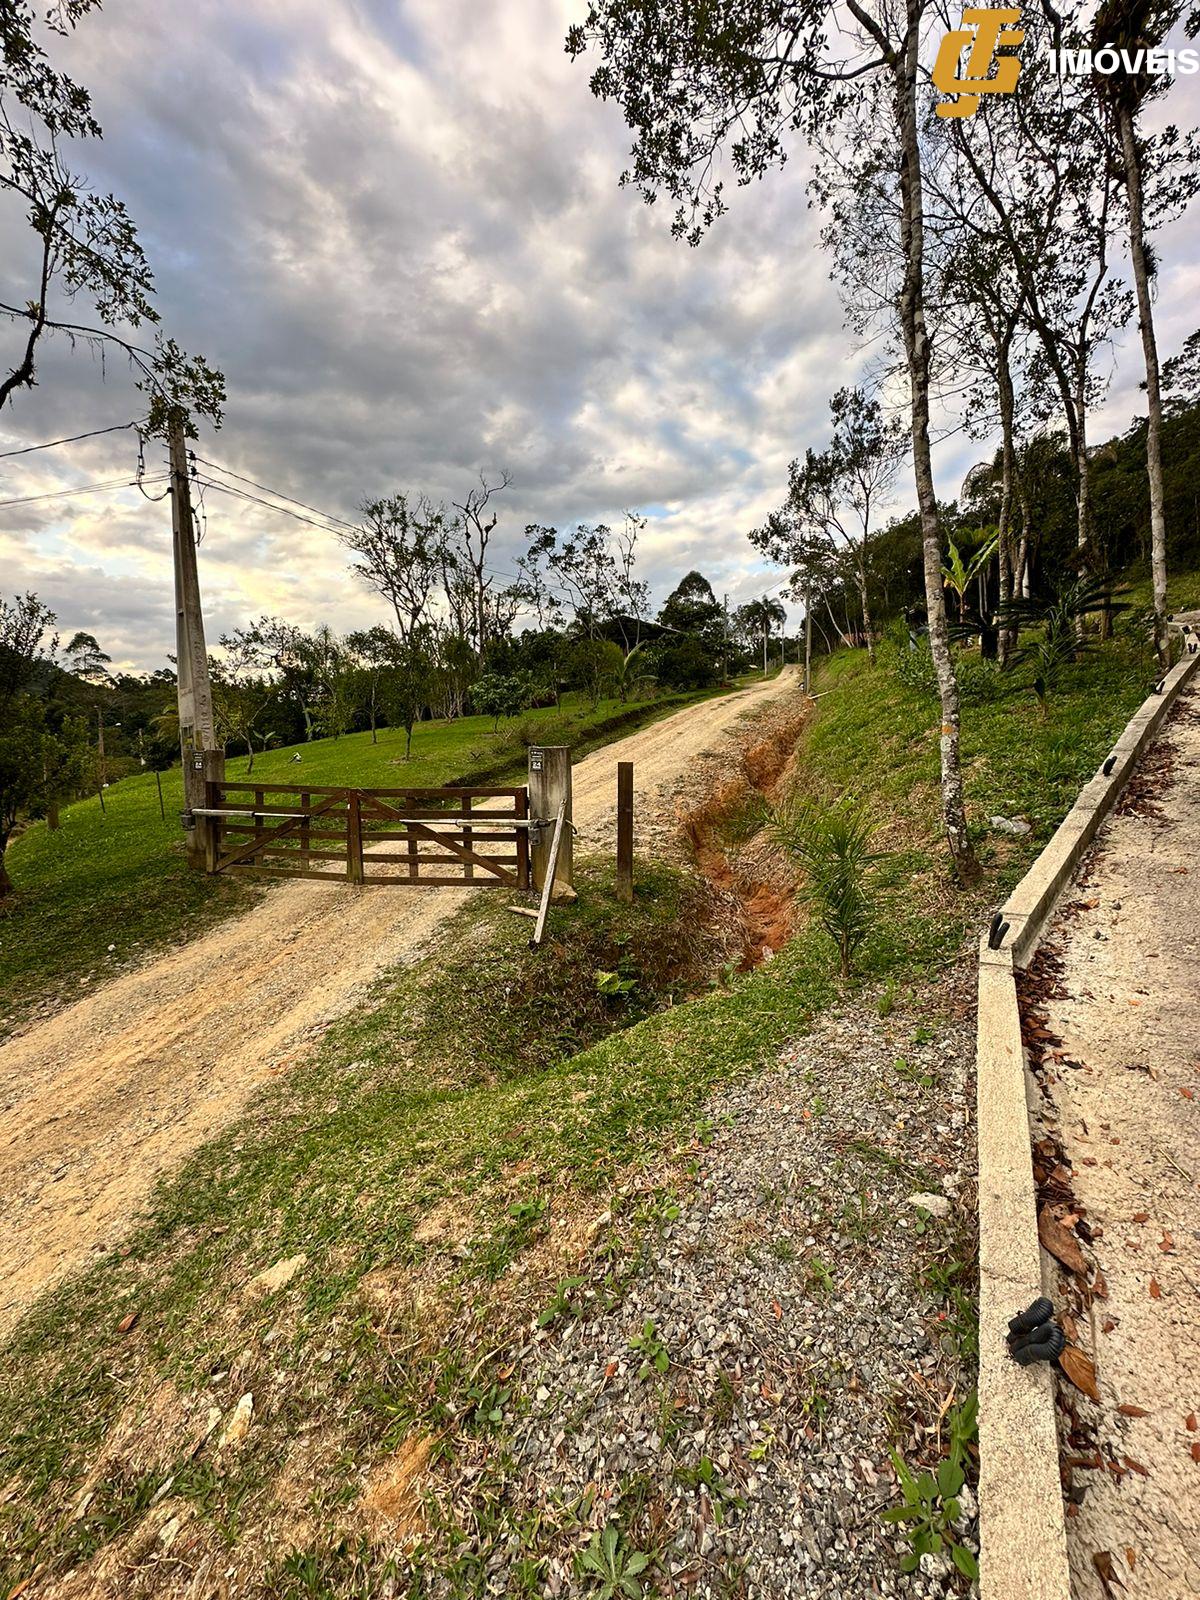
345 625 397 743
470 669 535 730
1092 0 1200 666
62 628 112 781
1 4 224 426
0 593 84 895
568 0 981 883
451 471 512 652
380 642 434 759
520 519 649 649
341 495 448 643
733 596 786 673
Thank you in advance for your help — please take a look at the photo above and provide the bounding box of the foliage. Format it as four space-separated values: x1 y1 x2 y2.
769 797 885 980
629 1318 669 1379
470 670 536 729
883 1392 979 1581
575 1525 652 1599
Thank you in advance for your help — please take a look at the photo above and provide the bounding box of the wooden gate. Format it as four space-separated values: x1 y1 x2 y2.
196 781 530 888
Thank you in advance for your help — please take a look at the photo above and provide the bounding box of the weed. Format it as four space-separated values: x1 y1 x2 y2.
575 1524 654 1598
537 1276 588 1329
883 1390 978 1581
629 1319 669 1380
768 797 888 980
893 1055 933 1088
805 1255 835 1295
673 1456 747 1523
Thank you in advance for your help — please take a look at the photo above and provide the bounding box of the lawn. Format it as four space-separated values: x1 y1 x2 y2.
0 685 732 1036
0 623 1160 1597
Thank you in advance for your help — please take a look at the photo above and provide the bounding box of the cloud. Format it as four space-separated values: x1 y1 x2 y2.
1 1 1197 671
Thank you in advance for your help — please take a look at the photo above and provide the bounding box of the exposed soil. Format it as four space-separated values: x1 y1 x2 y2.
0 668 806 1341
1023 686 1200 1600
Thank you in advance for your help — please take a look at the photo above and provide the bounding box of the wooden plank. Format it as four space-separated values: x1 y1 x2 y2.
221 823 348 841
616 761 634 903
515 787 530 889
254 788 265 856
358 794 517 883
358 853 521 867
357 828 521 843
347 791 365 883
217 783 523 800
529 799 567 949
253 845 348 861
222 865 349 882
300 790 310 870
215 791 347 871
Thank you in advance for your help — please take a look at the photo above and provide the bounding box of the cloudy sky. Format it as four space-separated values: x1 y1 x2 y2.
2 0 1199 673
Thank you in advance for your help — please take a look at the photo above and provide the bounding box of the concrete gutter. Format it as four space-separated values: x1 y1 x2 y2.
977 648 1200 1600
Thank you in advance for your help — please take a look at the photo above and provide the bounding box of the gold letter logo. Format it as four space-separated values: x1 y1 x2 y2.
933 8 1024 118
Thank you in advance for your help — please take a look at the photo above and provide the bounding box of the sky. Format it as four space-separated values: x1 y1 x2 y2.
2 0 1199 674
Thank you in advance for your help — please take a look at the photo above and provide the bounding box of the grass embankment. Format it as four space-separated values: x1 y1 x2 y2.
0 685 731 1037
0 634 1152 1597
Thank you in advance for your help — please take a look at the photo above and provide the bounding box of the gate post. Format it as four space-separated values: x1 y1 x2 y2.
347 790 365 884
528 745 573 896
616 761 634 903
198 748 226 873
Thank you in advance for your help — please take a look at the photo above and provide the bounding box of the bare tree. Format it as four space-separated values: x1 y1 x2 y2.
451 470 512 652
341 494 449 642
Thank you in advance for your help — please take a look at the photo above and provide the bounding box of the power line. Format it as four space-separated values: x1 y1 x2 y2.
0 420 142 461
0 472 169 511
193 456 361 534
193 476 353 537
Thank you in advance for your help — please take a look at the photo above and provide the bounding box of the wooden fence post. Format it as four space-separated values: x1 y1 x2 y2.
616 761 633 903
198 749 226 873
347 790 365 884
528 745 573 896
515 787 531 889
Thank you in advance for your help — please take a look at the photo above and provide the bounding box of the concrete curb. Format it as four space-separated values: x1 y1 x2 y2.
977 648 1200 1600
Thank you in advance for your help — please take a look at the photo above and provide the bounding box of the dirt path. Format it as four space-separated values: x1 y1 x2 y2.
1034 685 1200 1600
0 669 803 1340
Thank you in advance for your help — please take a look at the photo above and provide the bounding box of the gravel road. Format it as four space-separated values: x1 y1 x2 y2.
0 669 802 1339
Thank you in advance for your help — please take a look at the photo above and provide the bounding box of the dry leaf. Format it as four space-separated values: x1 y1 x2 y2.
1180 1088 1194 1101
1186 1413 1197 1431
1123 1456 1150 1477
116 1311 138 1335
1092 1549 1125 1594
1191 1443 1200 1464
771 1299 782 1320
1039 1207 1088 1275
1125 1548 1136 1571
1159 1233 1174 1253
1149 1278 1162 1299
1132 1212 1149 1223
1118 1404 1149 1417
1103 1318 1118 1334
1059 1345 1101 1403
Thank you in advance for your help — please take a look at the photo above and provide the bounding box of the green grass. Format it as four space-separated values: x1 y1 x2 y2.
0 624 1164 1595
0 687 724 1037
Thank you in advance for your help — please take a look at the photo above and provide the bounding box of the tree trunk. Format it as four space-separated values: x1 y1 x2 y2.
1118 98 1169 668
0 846 13 899
857 570 875 664
894 19 979 885
48 798 60 831
996 336 1017 666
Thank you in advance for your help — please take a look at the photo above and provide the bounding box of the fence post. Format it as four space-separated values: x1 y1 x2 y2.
347 790 365 884
199 749 226 874
528 745 573 896
616 761 633 903
515 787 531 889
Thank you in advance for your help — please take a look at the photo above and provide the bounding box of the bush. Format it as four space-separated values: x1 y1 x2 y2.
768 797 886 980
649 637 720 690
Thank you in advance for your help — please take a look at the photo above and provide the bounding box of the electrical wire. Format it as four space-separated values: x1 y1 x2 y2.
0 473 170 511
193 456 361 533
193 476 353 537
0 419 142 461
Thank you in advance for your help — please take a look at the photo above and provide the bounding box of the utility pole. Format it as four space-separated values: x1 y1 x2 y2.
804 582 813 695
170 413 218 862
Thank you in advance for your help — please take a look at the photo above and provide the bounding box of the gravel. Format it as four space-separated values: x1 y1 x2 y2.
434 974 979 1598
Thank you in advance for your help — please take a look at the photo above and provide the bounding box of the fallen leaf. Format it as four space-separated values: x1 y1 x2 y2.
116 1311 138 1335
1159 1233 1174 1253
1059 1345 1101 1403
1186 1413 1197 1432
1123 1456 1150 1477
1118 1404 1149 1417
1180 1088 1194 1101
1102 1318 1118 1334
604 1361 617 1379
771 1300 782 1320
1092 1549 1125 1594
1149 1278 1162 1299
1132 1212 1149 1224
1191 1443 1200 1464
1125 1548 1136 1571
1039 1207 1088 1276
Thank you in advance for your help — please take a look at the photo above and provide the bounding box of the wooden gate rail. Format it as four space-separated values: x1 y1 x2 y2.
196 781 530 888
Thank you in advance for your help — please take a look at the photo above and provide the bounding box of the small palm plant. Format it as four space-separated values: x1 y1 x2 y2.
941 530 998 625
1000 574 1128 716
769 797 886 980
606 643 656 703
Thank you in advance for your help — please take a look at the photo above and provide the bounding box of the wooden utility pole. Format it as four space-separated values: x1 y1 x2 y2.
528 745 573 897
170 414 217 863
803 583 813 695
616 761 633 903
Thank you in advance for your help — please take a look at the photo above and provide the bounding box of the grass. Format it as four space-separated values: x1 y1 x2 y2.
0 622 1164 1595
0 685 728 1037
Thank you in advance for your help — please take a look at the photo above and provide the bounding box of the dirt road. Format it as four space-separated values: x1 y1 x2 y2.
1035 686 1200 1600
0 669 801 1340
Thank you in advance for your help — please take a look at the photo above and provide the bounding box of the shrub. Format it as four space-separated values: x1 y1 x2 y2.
769 797 885 980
